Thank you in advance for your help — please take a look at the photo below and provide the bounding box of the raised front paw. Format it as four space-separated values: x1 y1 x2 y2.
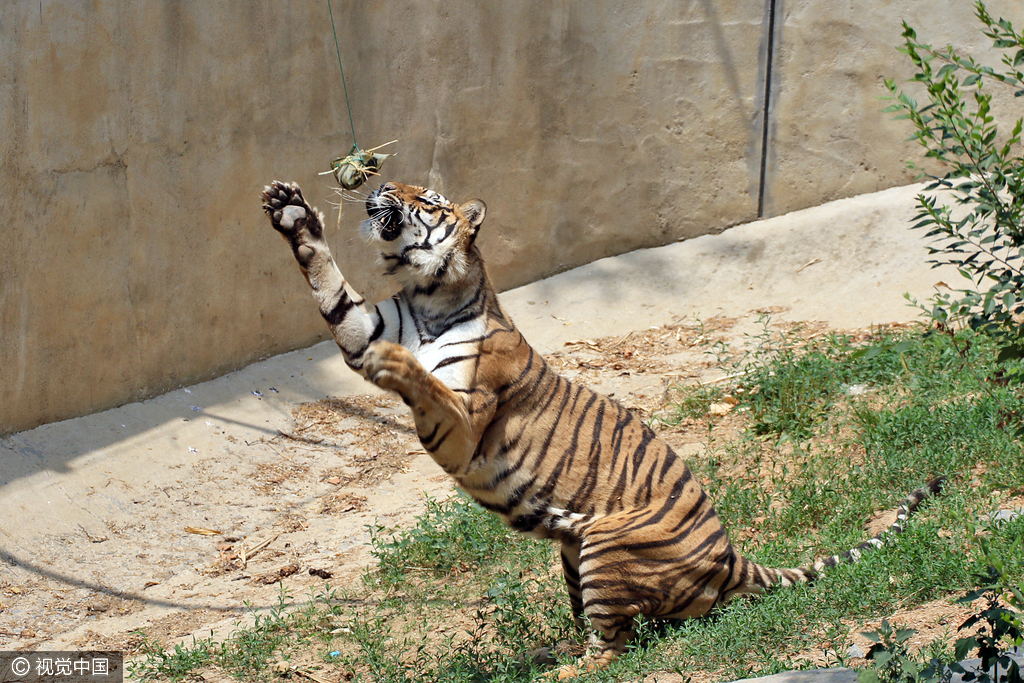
261 180 323 241
362 340 425 400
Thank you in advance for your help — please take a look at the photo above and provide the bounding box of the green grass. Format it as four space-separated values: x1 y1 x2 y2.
129 587 297 681
128 326 1024 682
365 491 545 589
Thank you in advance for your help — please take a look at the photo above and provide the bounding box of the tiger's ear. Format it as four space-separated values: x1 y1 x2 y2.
461 199 486 233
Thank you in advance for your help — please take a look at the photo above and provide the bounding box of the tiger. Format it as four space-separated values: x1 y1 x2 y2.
260 179 944 676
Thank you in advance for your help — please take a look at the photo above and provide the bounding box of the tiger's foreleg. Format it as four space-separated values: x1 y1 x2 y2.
261 181 386 375
362 340 479 473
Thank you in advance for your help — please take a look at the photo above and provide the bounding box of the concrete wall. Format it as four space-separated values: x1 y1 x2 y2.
1 0 1019 434
765 0 1019 216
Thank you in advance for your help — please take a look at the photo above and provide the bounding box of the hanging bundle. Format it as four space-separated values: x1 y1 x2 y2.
325 140 397 190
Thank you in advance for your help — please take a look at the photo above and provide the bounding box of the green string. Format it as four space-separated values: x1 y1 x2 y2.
326 0 359 149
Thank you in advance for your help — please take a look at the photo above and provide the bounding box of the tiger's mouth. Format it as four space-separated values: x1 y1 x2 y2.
365 189 404 241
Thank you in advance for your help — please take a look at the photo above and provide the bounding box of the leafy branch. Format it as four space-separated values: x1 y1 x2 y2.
884 1 1024 375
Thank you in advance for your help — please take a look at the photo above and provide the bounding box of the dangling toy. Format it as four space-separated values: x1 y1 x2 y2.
323 140 397 190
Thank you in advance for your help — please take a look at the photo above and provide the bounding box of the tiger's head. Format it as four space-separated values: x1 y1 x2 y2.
363 182 487 290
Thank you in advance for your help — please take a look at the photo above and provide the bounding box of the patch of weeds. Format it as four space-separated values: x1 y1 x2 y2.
743 341 848 440
485 569 571 651
128 631 216 681
366 491 543 589
723 319 908 440
128 587 309 682
853 345 1024 495
859 545 1024 683
729 319 1021 444
327 563 573 683
218 591 292 677
660 381 725 423
859 618 945 683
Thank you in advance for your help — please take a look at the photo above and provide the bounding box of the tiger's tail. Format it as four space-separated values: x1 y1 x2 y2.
725 476 946 600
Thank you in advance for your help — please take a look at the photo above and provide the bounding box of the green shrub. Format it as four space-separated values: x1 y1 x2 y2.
884 1 1024 378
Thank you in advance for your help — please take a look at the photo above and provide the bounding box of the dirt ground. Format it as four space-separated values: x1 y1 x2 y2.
0 311 989 672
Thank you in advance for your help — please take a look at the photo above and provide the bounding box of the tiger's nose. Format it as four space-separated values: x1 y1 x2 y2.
366 183 392 215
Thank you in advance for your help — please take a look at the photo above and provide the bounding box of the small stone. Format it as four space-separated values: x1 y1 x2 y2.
87 598 113 613
987 508 1023 524
709 402 733 416
848 644 865 658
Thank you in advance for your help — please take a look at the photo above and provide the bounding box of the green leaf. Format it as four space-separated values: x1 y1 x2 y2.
996 345 1024 362
858 668 881 683
853 346 884 360
873 651 894 667
896 627 917 642
955 636 978 661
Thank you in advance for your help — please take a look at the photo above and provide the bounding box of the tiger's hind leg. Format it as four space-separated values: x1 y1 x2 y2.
549 525 671 677
560 539 585 630
554 506 738 677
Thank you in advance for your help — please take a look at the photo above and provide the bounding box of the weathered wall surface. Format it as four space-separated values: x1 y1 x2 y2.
764 0 1020 216
0 0 1019 434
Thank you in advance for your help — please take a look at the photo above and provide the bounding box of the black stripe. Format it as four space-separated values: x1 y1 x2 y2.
510 509 546 533
484 476 537 516
424 425 453 451
382 252 410 264
440 280 485 329
605 408 637 511
419 421 440 445
413 279 441 296
481 434 526 477
720 553 743 595
494 340 538 400
322 294 354 326
396 298 405 344
657 446 677 484
368 308 385 342
567 400 607 510
440 328 504 348
431 354 478 373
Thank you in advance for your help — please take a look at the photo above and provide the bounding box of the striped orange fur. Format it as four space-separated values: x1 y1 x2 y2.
261 180 944 674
